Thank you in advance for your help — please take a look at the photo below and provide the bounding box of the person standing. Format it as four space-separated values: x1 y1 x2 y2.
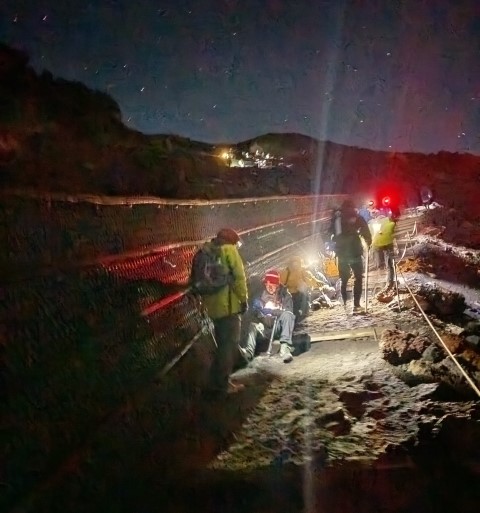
372 212 398 301
329 199 372 313
196 228 248 396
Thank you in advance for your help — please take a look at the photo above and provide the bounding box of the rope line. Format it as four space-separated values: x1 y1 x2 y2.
396 265 480 398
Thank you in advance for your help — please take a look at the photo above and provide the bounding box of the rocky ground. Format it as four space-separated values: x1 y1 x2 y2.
16 210 480 513
219 275 480 468
151 212 480 513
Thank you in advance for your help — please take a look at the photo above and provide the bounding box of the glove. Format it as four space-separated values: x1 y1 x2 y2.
240 301 248 314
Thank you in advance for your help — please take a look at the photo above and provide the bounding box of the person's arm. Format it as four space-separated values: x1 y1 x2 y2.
252 297 265 316
254 296 281 319
357 216 372 247
225 245 248 303
302 269 323 288
387 220 396 237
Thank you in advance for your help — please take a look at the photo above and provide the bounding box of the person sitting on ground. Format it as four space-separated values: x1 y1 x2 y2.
372 211 398 302
279 255 334 319
329 199 372 313
307 262 337 300
239 269 295 364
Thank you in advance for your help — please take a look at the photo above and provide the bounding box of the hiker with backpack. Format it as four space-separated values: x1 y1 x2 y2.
329 199 372 313
239 269 295 364
190 228 248 396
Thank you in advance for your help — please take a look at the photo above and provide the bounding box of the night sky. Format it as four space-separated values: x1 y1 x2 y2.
1 0 479 154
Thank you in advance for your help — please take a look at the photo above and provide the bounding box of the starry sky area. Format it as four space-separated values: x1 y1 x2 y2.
1 0 479 154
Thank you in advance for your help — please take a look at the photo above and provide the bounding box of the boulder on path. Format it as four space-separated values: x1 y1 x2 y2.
380 328 432 365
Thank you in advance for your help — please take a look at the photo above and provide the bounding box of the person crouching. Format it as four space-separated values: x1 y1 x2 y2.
239 269 295 364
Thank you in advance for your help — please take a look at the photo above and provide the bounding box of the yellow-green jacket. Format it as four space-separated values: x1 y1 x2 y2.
372 217 396 248
279 266 324 294
202 241 248 320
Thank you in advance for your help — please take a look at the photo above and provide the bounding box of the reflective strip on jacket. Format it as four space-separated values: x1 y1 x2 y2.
202 242 248 320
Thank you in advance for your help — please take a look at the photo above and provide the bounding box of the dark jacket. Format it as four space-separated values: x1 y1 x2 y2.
329 205 372 259
252 285 293 318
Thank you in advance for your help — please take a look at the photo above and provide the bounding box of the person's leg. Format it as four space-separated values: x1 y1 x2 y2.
209 314 241 393
276 311 295 345
291 291 303 317
337 257 351 304
375 248 382 269
292 291 309 318
384 244 395 285
241 322 264 361
350 257 364 307
276 311 295 362
300 291 310 316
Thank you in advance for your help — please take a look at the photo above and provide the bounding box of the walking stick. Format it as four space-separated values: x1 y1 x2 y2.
266 316 279 356
392 256 401 312
364 245 370 313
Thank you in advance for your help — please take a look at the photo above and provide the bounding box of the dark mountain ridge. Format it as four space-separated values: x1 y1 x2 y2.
1 43 479 218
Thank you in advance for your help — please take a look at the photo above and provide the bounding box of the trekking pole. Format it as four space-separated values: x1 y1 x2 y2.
266 316 278 356
320 288 334 308
392 256 401 312
364 245 370 313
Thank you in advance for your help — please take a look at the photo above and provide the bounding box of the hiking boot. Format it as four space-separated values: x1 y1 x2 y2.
269 340 281 355
279 343 293 363
353 305 364 314
376 283 395 303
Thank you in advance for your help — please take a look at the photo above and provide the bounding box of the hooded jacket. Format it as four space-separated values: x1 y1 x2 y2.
329 202 372 258
201 239 248 320
280 257 325 294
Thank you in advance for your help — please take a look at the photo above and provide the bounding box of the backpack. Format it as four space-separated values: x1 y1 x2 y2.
323 257 339 279
292 332 311 356
190 243 232 295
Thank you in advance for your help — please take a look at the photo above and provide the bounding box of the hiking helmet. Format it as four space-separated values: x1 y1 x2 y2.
263 269 280 284
216 228 240 245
